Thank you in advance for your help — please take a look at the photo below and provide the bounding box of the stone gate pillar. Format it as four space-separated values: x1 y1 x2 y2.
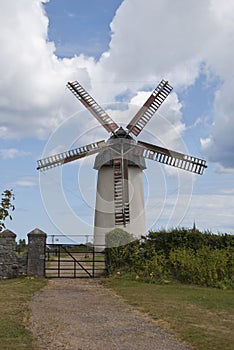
0 229 18 278
27 228 47 277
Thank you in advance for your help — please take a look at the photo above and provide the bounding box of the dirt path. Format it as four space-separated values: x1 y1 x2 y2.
30 279 192 350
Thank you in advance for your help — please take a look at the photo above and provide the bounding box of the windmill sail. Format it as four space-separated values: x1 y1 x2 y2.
67 81 119 133
136 141 207 175
37 140 107 171
126 80 173 137
113 158 130 226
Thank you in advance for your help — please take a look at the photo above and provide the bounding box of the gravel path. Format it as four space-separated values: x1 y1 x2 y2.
30 279 192 350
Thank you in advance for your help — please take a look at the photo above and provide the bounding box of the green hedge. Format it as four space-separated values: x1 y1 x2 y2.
169 246 234 288
105 228 234 289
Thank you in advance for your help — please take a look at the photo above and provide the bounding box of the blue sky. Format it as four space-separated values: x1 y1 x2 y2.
45 0 123 58
0 0 234 243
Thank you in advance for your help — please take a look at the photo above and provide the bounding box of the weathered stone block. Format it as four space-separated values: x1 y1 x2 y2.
0 229 18 279
27 228 47 277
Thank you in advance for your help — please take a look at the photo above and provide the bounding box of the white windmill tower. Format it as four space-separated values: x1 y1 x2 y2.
37 80 207 247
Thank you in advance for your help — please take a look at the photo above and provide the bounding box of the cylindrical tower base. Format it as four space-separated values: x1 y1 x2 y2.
93 165 146 248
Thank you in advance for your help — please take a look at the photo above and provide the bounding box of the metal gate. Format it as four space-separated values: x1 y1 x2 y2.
45 244 106 278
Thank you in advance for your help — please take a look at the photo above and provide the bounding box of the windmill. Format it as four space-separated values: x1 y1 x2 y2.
37 79 207 247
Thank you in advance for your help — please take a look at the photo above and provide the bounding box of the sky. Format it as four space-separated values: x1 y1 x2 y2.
0 0 234 243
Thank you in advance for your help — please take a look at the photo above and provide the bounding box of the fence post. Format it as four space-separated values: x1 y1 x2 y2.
27 228 47 277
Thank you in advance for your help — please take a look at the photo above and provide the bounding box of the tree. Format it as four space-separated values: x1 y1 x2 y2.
0 190 15 232
105 228 137 273
17 238 27 254
105 228 135 248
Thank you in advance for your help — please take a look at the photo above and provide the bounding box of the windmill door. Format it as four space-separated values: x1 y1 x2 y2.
45 244 106 278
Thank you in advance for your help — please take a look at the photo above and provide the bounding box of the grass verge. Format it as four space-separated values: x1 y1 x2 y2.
0 277 47 350
104 277 234 350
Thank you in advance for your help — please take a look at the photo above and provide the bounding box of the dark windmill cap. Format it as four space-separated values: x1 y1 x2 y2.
94 127 146 170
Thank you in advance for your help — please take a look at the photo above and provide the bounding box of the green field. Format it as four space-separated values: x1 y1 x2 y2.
0 278 46 350
104 277 234 350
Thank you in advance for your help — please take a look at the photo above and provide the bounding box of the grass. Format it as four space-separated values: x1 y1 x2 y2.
0 277 47 350
104 277 234 350
1 273 232 349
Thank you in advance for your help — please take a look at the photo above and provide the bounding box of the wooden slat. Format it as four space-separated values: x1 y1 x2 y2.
113 159 130 226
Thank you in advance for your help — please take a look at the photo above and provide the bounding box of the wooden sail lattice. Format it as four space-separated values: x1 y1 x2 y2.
136 141 207 175
67 81 119 133
127 80 173 136
37 140 106 171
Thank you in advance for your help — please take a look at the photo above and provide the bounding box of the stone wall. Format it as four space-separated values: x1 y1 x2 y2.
17 252 28 276
0 228 47 279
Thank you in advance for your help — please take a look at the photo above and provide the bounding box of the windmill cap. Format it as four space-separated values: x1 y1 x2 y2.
93 137 146 170
110 127 133 139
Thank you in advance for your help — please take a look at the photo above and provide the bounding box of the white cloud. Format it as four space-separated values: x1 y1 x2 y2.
0 0 234 170
97 0 218 91
149 193 234 234
0 148 30 159
13 176 38 188
201 80 234 167
219 188 234 195
215 165 234 175
0 0 91 139
99 0 234 168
